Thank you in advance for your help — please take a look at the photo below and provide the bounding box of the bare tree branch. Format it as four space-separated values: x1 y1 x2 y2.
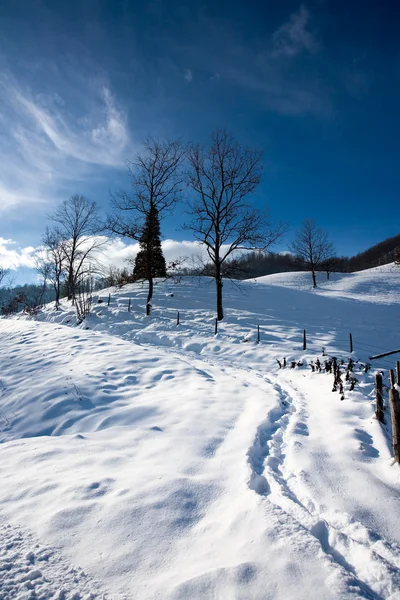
49 195 105 302
0 266 11 288
184 128 286 320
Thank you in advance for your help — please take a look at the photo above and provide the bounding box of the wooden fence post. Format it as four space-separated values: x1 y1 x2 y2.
303 329 307 351
396 361 400 386
214 318 218 335
257 325 260 344
107 293 111 307
375 373 384 423
128 299 131 312
389 369 395 389
177 311 180 326
388 369 400 463
349 333 353 353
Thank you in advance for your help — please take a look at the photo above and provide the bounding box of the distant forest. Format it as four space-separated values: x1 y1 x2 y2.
185 231 400 280
1 231 399 312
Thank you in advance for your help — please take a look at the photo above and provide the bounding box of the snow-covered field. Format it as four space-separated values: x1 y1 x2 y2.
1 265 400 599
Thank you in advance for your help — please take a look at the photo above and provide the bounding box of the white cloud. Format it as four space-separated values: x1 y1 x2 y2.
0 238 37 270
0 237 206 277
102 238 204 270
1 235 255 283
184 69 193 82
0 73 131 215
271 5 319 59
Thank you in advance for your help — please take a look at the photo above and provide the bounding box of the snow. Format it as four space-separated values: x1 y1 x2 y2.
0 517 111 599
0 266 400 599
253 263 400 304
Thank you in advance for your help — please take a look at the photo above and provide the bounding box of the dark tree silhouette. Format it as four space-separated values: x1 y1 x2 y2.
132 206 167 286
107 137 184 315
185 128 285 320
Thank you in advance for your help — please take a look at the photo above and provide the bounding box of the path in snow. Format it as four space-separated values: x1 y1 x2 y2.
246 374 400 599
1 272 400 599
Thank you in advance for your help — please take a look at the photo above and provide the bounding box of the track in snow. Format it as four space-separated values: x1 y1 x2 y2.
246 375 400 600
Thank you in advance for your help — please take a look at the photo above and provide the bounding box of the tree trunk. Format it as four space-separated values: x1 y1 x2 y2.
312 270 317 288
326 271 330 280
55 280 60 311
216 271 224 321
67 259 75 301
146 276 153 316
146 238 153 316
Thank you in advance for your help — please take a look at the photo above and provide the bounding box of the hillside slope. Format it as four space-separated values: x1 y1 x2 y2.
250 263 400 304
0 271 399 599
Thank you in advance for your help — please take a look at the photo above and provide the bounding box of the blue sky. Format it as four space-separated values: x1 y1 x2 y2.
0 0 399 279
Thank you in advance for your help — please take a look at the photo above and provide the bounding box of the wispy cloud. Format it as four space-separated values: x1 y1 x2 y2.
271 5 319 58
0 71 130 215
163 5 329 117
184 69 193 82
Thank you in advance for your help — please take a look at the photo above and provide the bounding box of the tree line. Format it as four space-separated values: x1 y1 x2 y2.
1 128 399 320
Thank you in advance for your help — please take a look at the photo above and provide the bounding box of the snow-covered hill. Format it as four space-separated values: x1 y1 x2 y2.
0 268 399 599
252 262 400 304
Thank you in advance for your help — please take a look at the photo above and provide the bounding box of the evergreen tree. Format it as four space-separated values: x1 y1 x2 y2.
133 206 167 283
108 137 184 315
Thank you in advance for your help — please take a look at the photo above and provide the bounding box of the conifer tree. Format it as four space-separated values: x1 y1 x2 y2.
133 206 167 282
107 138 184 315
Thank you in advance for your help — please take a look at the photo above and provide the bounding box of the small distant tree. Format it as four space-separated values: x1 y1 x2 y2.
99 265 135 288
185 128 285 320
0 266 11 288
107 137 185 315
0 266 12 313
50 195 104 302
101 265 122 287
320 249 338 281
75 268 96 323
290 219 334 288
40 228 66 310
33 255 50 308
395 248 400 266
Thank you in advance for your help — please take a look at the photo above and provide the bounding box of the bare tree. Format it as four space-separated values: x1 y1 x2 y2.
320 251 338 281
41 228 66 310
107 137 185 315
185 128 285 320
33 254 51 308
0 266 10 288
290 219 334 288
75 267 96 323
50 195 104 302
